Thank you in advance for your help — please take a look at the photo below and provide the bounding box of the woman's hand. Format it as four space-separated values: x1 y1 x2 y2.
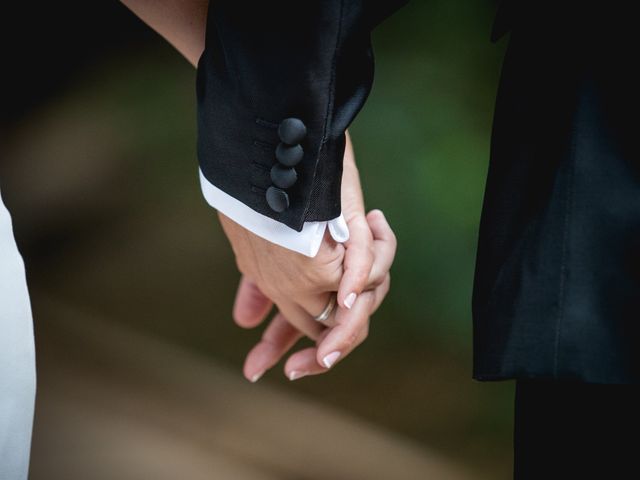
228 133 397 381
239 209 396 381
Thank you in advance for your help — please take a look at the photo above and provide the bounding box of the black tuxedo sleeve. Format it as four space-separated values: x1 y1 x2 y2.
196 0 407 232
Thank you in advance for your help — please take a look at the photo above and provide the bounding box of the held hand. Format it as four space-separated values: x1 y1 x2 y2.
226 133 396 380
220 211 345 342
240 209 396 381
221 132 377 342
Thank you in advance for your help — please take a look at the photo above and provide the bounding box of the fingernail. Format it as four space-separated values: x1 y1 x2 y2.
250 371 265 383
288 370 307 381
322 351 341 369
344 292 357 309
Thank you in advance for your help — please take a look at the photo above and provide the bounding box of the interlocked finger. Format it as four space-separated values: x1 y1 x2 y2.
275 299 325 341
299 292 339 328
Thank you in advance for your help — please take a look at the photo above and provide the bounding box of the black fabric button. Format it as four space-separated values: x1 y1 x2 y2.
270 164 297 189
278 118 307 145
275 143 304 167
266 186 289 212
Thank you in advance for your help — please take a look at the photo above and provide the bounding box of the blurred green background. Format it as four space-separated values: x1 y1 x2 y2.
1 1 513 478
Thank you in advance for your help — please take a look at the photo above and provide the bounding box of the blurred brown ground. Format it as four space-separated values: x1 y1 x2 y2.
30 296 473 480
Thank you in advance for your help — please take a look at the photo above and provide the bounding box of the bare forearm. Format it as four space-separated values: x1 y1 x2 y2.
120 0 209 67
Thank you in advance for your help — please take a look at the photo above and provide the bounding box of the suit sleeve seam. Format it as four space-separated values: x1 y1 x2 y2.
301 0 345 223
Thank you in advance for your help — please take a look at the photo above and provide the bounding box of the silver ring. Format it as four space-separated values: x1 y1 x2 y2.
313 294 337 323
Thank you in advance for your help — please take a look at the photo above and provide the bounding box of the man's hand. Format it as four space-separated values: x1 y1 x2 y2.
223 133 396 381
219 211 346 342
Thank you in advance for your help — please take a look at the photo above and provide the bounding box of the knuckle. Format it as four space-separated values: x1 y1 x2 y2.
317 241 346 264
342 331 360 350
361 326 370 342
353 268 370 288
367 239 376 255
311 266 343 292
365 292 377 308
376 278 391 301
369 276 384 290
302 267 326 289
366 248 375 267
326 251 346 275
304 263 324 282
389 230 398 250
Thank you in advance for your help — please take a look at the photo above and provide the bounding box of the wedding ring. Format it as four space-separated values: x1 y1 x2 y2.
313 294 337 323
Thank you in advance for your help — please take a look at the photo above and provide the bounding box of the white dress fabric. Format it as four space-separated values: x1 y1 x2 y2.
0 190 36 480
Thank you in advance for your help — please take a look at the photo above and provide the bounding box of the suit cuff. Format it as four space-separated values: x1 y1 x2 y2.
199 169 349 257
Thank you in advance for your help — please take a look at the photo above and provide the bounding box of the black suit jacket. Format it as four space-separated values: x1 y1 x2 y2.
473 1 640 384
196 0 406 231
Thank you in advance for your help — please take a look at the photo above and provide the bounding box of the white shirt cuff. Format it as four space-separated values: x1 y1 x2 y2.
199 169 349 257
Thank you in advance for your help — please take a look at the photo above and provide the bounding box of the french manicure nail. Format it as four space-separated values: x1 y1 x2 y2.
322 351 341 369
250 371 264 383
288 370 306 381
344 292 357 309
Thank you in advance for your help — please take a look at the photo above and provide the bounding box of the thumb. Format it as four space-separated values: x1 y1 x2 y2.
233 275 273 328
